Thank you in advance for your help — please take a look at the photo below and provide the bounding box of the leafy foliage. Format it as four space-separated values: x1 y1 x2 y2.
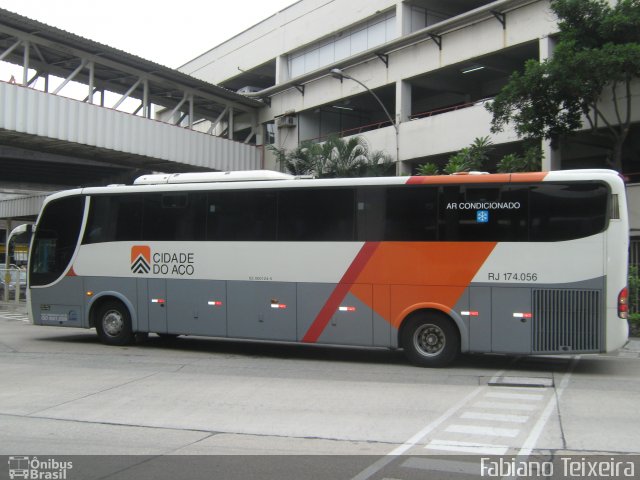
443 136 493 174
487 0 640 171
630 265 639 314
272 136 395 178
496 144 544 173
416 162 441 176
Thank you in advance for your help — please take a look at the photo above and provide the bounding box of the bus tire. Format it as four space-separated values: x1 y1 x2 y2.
95 300 135 346
401 312 459 367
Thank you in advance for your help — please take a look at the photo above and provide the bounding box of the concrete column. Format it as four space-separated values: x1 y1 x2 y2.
396 80 412 124
539 35 561 171
541 138 562 171
539 35 556 62
396 1 413 37
275 55 289 84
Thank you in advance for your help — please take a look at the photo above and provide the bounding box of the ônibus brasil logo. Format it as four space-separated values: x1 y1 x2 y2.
131 246 151 274
131 246 196 276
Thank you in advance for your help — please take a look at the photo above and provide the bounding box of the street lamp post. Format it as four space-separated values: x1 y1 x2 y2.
329 68 400 172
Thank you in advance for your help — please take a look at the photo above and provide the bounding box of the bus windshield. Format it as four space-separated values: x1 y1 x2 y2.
29 196 85 286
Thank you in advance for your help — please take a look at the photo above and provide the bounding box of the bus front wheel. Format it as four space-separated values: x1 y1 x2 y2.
95 300 135 346
401 313 459 367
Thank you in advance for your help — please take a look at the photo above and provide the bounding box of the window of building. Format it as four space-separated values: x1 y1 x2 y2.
287 11 396 79
409 6 450 32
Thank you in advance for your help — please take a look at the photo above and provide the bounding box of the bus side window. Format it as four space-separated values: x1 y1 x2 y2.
83 195 143 244
207 190 277 241
439 185 528 242
384 186 437 241
143 193 206 241
529 183 608 241
278 188 355 241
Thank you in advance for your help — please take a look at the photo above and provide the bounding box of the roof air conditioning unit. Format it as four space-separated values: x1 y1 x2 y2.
276 116 296 128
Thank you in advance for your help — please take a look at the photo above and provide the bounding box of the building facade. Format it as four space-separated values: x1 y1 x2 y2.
178 0 639 177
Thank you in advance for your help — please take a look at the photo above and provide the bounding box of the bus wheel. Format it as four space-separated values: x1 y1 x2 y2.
401 313 459 367
95 300 135 346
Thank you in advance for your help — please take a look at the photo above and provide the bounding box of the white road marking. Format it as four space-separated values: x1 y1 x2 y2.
446 424 520 438
485 391 544 401
501 356 580 480
460 411 529 423
473 401 538 411
424 439 508 455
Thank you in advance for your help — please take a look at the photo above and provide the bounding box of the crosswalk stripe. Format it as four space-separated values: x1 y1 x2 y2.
473 401 538 411
461 411 529 423
485 391 544 401
424 439 508 456
446 424 520 437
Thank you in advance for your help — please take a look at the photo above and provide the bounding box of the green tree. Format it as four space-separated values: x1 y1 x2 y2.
268 141 322 176
487 0 640 172
496 144 544 173
272 135 395 178
416 162 441 176
443 136 493 174
322 135 369 178
366 150 396 176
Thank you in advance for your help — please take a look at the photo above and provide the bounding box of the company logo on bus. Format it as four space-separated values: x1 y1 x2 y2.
130 246 196 276
131 246 151 274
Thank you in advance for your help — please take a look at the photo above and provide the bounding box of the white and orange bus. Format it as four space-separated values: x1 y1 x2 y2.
28 169 629 366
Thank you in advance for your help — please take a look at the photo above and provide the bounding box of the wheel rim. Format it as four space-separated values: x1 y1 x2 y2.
413 323 445 357
102 309 124 337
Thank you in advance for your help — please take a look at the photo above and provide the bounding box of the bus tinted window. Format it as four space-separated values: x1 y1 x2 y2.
207 190 277 241
529 183 608 241
384 187 437 241
439 186 529 242
83 195 143 243
30 196 85 286
144 193 206 241
279 188 355 241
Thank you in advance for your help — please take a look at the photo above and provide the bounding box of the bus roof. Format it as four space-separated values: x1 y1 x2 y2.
42 169 625 202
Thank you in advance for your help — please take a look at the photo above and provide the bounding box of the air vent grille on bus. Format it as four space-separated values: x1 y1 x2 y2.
532 289 602 353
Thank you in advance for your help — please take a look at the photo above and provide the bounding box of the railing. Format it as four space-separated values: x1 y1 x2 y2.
409 98 492 121
1 266 26 304
306 119 394 144
305 98 494 144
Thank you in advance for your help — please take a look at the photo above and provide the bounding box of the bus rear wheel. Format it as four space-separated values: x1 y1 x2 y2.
401 313 459 367
95 300 135 346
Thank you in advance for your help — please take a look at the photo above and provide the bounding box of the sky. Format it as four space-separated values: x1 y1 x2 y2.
0 0 299 68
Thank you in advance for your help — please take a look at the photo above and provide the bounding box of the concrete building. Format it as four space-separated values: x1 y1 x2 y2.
179 0 640 179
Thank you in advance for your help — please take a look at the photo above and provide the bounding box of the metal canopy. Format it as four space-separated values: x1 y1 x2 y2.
0 7 265 207
0 7 263 121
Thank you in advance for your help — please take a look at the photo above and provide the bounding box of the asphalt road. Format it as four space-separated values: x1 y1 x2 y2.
1 310 639 479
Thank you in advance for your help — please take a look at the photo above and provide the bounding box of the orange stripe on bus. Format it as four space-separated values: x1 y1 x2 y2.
406 172 548 185
302 242 380 343
349 242 497 327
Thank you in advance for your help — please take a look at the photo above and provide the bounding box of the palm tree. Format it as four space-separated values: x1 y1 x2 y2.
323 135 369 177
